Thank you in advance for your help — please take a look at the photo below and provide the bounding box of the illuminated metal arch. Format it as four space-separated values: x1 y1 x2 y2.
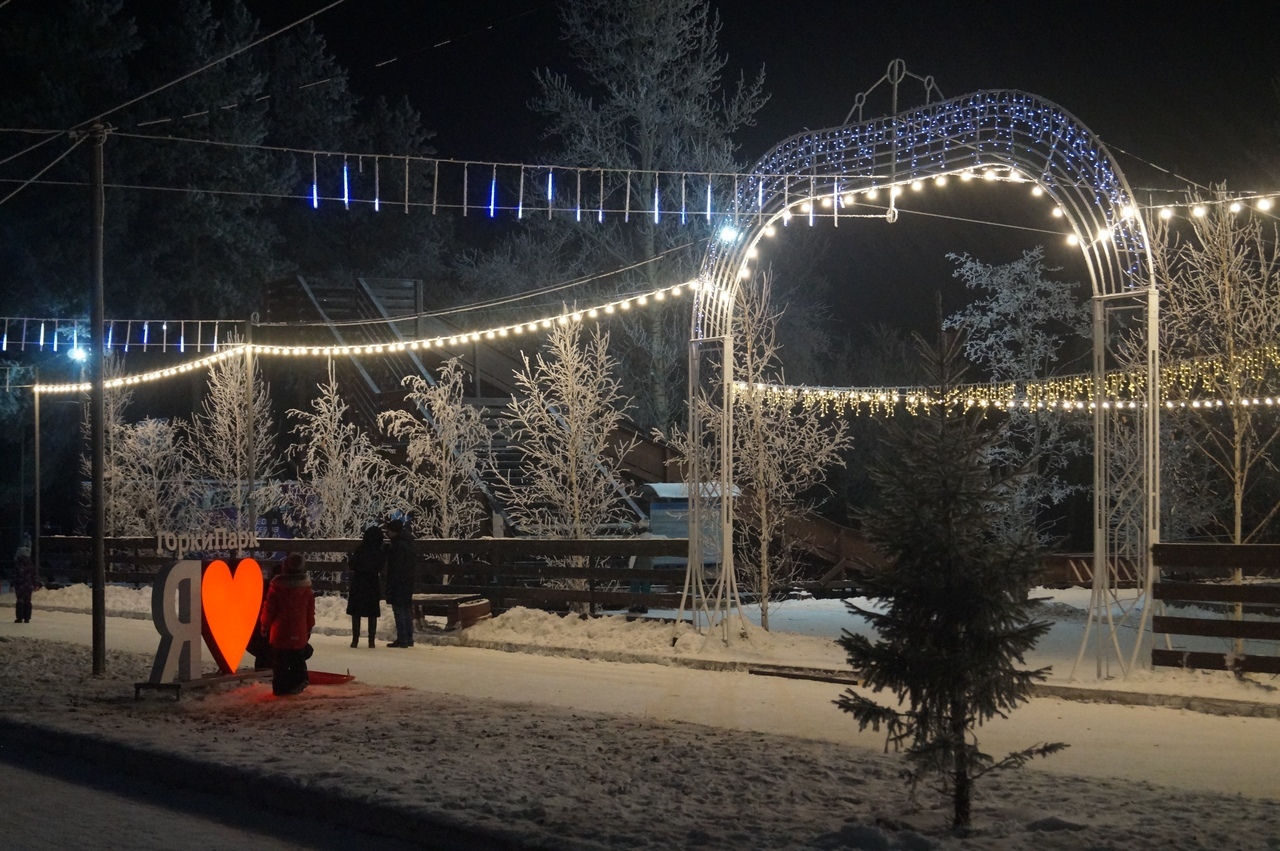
684 86 1160 678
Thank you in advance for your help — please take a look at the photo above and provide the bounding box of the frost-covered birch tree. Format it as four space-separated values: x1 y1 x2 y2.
1152 193 1280 656
499 322 637 601
285 365 398 546
1153 194 1280 545
379 358 491 546
944 248 1090 543
81 356 200 537
670 274 850 630
114 418 203 536
188 347 281 534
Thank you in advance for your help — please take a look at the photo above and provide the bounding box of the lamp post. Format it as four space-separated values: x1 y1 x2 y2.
90 124 107 676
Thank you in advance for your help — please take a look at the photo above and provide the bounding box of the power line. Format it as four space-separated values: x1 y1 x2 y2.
0 135 87 207
72 0 350 131
124 4 549 135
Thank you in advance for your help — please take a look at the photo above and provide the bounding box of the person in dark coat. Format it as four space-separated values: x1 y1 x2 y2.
346 526 385 648
383 518 417 648
259 552 316 695
12 544 40 623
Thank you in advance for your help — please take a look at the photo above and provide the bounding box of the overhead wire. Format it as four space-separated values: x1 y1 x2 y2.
71 0 350 131
0 134 87 207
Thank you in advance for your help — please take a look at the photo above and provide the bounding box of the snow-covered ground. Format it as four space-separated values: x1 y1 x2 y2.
2 585 1279 849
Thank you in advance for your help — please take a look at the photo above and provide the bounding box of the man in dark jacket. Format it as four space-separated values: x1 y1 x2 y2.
384 518 416 647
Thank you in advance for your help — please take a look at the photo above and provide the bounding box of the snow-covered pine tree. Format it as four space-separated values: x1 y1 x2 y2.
836 327 1064 829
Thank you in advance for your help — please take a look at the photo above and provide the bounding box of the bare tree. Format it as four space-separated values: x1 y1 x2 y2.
379 358 491 546
1153 192 1280 656
667 274 850 630
187 346 281 534
284 365 399 547
1153 193 1280 546
498 322 637 603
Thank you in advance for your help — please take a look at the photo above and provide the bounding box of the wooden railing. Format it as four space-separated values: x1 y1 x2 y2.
39 535 693 616
1150 543 1280 675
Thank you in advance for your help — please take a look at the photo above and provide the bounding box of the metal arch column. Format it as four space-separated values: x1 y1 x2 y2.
683 87 1160 673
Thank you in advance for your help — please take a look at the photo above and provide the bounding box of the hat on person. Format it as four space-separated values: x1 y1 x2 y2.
362 525 384 545
385 518 404 534
282 553 306 574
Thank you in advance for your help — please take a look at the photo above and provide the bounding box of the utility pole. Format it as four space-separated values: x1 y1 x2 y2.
90 123 109 676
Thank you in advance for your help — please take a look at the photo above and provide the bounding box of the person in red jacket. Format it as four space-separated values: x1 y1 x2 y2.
259 552 316 696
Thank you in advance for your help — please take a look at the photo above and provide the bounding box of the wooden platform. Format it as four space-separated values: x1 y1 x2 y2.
135 669 270 700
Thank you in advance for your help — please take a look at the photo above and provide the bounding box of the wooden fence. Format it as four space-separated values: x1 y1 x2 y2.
1150 543 1280 675
39 535 693 616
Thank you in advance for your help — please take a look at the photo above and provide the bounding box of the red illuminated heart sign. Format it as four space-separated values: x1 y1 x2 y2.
201 558 264 674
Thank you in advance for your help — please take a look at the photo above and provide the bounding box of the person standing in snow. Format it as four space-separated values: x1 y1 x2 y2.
346 525 385 648
260 552 316 695
384 518 417 648
12 543 40 623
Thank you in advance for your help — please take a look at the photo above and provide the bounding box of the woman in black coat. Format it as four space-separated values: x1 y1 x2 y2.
346 526 385 647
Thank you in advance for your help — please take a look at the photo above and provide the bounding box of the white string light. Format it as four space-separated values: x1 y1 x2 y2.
30 278 706 395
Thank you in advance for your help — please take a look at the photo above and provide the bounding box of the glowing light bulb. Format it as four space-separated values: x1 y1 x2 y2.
1067 234 1079 245
1031 185 1043 197
1229 201 1242 213
1052 207 1064 218
1258 198 1273 211
1192 205 1206 217
934 175 947 186
865 188 878 200
763 225 776 237
1159 207 1173 219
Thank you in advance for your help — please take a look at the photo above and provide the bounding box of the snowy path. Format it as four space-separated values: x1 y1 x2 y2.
4 607 1280 799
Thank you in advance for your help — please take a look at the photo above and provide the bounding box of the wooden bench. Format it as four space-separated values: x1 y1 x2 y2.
411 593 489 629
1151 544 1280 675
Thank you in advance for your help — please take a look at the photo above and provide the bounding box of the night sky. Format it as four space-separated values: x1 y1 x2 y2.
246 0 1280 333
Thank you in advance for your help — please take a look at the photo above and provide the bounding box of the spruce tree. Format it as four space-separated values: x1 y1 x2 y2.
836 327 1064 830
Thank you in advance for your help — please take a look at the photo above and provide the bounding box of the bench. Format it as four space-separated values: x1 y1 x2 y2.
411 593 490 629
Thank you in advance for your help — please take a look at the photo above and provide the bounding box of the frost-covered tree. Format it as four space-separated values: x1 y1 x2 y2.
81 361 201 538
837 329 1064 829
188 347 281 534
114 418 203 537
499 322 637 602
285 365 398 546
944 248 1090 543
1153 194 1280 545
379 358 491 546
703 274 849 630
82 355 198 534
528 0 768 428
